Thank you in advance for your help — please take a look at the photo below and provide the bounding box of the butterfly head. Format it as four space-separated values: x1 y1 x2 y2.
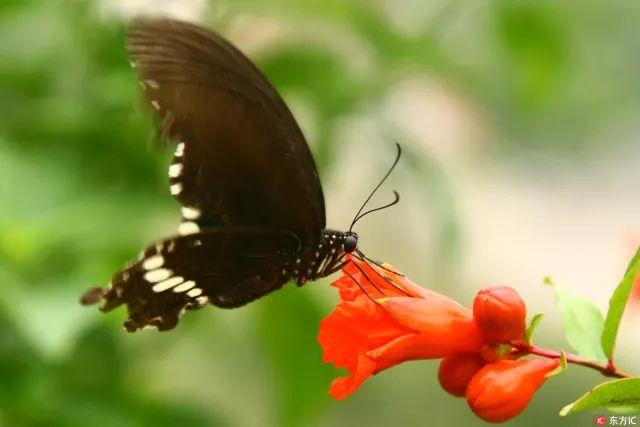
343 232 358 253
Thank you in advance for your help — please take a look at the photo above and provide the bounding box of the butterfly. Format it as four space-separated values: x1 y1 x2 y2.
81 18 402 332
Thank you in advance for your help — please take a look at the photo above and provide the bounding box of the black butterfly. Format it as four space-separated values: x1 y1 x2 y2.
81 18 402 332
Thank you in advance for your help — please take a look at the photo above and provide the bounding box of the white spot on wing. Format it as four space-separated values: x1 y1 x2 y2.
173 280 196 293
145 79 160 89
170 183 183 195
187 288 203 297
168 163 183 178
152 276 184 292
178 221 200 235
181 206 201 220
151 100 161 110
175 142 185 157
143 268 172 283
143 254 164 270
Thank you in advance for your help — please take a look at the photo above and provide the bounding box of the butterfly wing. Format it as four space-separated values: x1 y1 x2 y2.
100 227 299 332
128 18 325 242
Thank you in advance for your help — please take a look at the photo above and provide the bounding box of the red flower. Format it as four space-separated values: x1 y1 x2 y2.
473 285 526 343
319 258 558 424
466 358 559 423
318 257 484 399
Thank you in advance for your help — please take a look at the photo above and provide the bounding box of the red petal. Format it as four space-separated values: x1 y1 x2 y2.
318 295 414 373
332 256 424 301
378 262 433 298
367 323 483 362
327 354 399 400
366 297 485 361
378 295 473 331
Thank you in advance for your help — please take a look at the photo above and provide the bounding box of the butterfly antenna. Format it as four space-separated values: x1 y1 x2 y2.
349 143 402 232
351 191 400 228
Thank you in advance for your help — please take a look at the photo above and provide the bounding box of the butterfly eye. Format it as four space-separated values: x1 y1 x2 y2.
343 235 358 253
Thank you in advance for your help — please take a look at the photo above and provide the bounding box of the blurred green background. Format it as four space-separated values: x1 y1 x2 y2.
2 0 640 426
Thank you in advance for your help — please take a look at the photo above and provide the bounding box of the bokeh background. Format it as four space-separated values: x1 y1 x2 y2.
1 0 640 426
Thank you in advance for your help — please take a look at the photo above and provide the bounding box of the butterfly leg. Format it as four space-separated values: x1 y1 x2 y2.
355 249 404 276
318 256 385 302
353 253 410 297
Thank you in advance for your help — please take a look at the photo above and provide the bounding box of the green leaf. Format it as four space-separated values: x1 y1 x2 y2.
624 247 640 276
552 286 607 362
560 378 640 416
525 312 544 344
601 248 640 359
546 349 567 378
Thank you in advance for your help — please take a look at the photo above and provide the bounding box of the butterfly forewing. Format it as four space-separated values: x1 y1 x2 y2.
101 228 299 332
127 18 325 243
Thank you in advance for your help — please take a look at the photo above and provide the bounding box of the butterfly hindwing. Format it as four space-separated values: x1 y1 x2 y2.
127 18 325 244
101 227 299 332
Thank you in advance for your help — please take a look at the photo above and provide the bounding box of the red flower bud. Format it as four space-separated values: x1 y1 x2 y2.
466 358 559 423
438 354 486 397
473 286 526 343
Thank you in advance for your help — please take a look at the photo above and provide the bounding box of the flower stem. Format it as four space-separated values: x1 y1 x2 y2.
514 344 633 379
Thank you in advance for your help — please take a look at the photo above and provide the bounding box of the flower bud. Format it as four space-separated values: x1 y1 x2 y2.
438 354 485 397
473 286 526 343
466 358 559 423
